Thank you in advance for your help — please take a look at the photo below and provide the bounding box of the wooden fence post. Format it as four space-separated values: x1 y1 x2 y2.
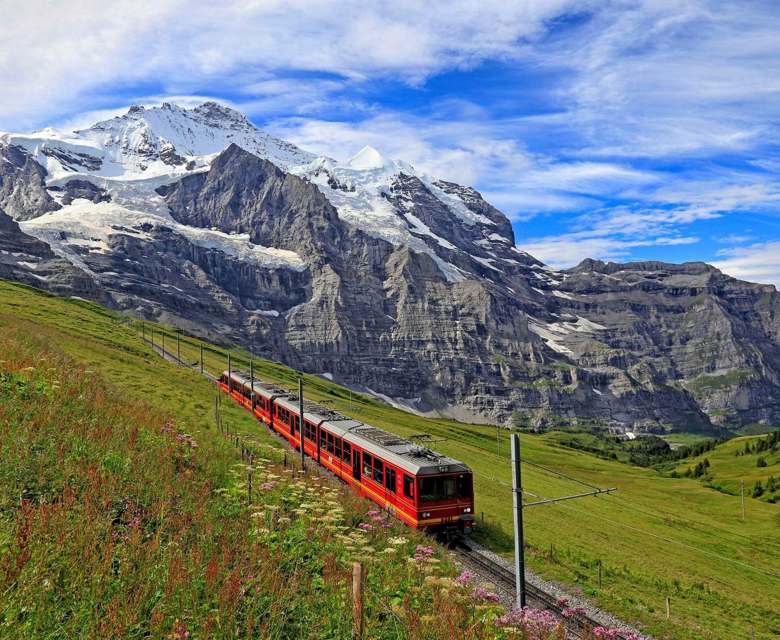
352 562 364 639
598 559 603 588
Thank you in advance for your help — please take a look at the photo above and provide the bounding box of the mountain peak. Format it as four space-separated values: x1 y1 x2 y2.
348 145 390 171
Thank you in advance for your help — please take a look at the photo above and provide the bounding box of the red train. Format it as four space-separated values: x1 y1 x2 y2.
218 370 475 535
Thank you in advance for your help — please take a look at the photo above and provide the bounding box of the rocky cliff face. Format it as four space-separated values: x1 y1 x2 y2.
1 102 778 433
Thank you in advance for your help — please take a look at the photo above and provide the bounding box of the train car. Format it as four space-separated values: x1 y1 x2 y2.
218 370 475 535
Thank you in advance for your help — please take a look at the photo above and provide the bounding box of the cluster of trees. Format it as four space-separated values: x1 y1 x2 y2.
737 429 779 456
752 476 778 499
681 458 711 478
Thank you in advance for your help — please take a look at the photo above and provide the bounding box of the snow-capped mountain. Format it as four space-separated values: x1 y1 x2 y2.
2 101 779 432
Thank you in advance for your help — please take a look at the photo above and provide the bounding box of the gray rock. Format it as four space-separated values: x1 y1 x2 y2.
2 141 779 433
0 144 61 220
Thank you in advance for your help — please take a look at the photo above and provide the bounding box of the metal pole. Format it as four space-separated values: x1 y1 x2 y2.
176 331 180 362
161 331 165 356
227 352 231 393
741 480 745 521
200 343 204 374
511 433 526 608
299 377 305 470
250 359 255 412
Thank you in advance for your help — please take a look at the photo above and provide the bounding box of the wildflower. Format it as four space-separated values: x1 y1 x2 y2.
495 606 562 639
472 586 500 603
357 523 374 532
562 606 587 618
413 544 435 562
169 619 190 639
455 569 476 585
389 536 408 545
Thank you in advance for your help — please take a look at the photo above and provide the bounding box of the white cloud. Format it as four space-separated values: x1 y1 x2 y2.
519 234 700 270
713 242 780 287
547 0 780 158
0 0 576 129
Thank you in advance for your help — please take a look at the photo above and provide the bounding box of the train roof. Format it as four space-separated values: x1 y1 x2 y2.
224 370 470 476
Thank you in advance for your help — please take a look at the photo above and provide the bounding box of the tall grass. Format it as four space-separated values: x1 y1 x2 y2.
2 327 630 639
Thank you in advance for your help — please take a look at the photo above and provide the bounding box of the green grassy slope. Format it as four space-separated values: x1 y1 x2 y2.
1 280 779 640
673 434 780 502
0 283 521 640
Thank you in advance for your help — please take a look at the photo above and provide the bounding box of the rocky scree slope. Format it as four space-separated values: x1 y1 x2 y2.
1 101 779 432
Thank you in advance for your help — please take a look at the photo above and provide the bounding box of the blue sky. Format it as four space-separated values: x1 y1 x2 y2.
2 0 779 284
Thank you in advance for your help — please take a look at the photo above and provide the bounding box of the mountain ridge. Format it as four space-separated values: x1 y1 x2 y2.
1 100 778 433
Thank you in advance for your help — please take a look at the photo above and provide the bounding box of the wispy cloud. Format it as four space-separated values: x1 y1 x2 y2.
0 0 575 129
713 242 780 287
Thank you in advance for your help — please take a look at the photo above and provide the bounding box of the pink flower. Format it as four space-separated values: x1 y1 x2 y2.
413 545 435 562
455 569 476 585
562 606 587 618
357 522 374 531
472 586 500 603
495 607 562 639
259 481 277 491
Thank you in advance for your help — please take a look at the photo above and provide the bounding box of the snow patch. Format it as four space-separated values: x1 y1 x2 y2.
19 197 306 274
348 145 390 171
365 387 423 415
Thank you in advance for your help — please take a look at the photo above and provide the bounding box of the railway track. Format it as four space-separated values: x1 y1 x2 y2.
142 333 632 639
454 541 628 640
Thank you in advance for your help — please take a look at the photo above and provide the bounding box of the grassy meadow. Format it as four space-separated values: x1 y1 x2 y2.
1 279 778 639
672 434 780 502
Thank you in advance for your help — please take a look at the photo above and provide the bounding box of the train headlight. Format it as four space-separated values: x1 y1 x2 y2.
422 512 431 519
463 507 471 513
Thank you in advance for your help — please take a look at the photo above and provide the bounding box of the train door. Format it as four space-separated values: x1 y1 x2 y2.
352 450 361 481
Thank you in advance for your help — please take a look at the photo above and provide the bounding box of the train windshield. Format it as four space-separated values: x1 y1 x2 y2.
419 474 472 502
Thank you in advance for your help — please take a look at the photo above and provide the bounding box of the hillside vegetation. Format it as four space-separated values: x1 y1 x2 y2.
1 280 779 640
1 282 606 640
671 432 780 502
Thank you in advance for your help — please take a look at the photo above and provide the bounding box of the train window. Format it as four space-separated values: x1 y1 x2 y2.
335 437 342 459
327 432 334 454
363 452 373 478
373 458 384 484
403 474 414 499
320 430 327 449
457 474 472 498
420 476 457 502
342 441 351 462
385 467 396 493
